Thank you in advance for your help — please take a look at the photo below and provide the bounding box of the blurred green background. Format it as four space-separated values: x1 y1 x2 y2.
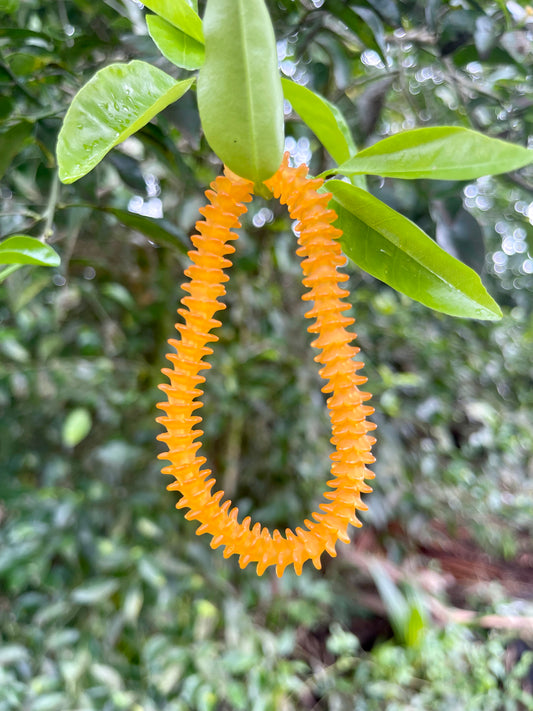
1 0 532 709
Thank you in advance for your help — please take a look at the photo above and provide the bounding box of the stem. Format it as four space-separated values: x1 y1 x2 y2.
41 171 60 240
0 265 22 283
0 51 42 106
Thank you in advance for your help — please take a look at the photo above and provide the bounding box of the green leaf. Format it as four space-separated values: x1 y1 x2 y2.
369 561 409 644
141 0 204 43
325 0 386 61
1 0 19 14
8 52 51 76
146 15 204 70
0 235 60 267
281 78 355 165
0 644 29 666
406 604 426 649
57 61 194 183
329 127 533 181
0 121 33 180
197 0 284 183
90 206 190 253
31 693 68 711
71 579 119 604
0 265 22 283
62 407 92 448
328 180 502 320
0 27 50 43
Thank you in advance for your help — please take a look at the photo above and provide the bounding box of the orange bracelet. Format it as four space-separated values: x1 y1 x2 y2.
156 153 376 576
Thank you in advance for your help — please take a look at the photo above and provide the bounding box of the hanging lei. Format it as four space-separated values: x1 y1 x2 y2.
157 153 376 577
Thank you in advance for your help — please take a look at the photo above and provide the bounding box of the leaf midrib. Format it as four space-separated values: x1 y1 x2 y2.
330 186 498 317
237 0 259 178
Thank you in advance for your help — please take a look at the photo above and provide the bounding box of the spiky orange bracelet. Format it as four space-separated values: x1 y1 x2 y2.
156 153 376 577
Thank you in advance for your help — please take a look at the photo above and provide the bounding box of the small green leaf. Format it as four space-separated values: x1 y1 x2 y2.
147 14 205 70
141 0 204 43
329 127 533 180
0 121 33 180
281 78 355 165
62 407 92 448
406 604 426 648
198 0 284 182
0 235 60 267
57 61 194 183
328 180 502 320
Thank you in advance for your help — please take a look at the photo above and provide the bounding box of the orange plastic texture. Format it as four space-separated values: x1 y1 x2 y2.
156 153 376 576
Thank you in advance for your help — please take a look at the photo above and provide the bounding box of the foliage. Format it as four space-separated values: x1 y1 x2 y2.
1 0 533 708
50 0 530 318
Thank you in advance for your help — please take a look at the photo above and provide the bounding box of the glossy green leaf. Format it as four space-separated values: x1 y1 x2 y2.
328 180 502 320
0 235 60 267
141 0 203 43
329 127 533 180
146 15 204 70
62 408 92 448
0 121 33 180
57 61 194 183
281 78 355 164
197 0 284 183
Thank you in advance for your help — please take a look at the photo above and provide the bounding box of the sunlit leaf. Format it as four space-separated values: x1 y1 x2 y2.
91 663 124 691
62 407 92 448
31 692 68 711
71 579 119 604
281 78 355 164
0 645 29 665
0 235 60 267
141 0 204 43
328 127 533 180
147 14 205 70
197 0 284 182
57 61 194 183
328 180 502 320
